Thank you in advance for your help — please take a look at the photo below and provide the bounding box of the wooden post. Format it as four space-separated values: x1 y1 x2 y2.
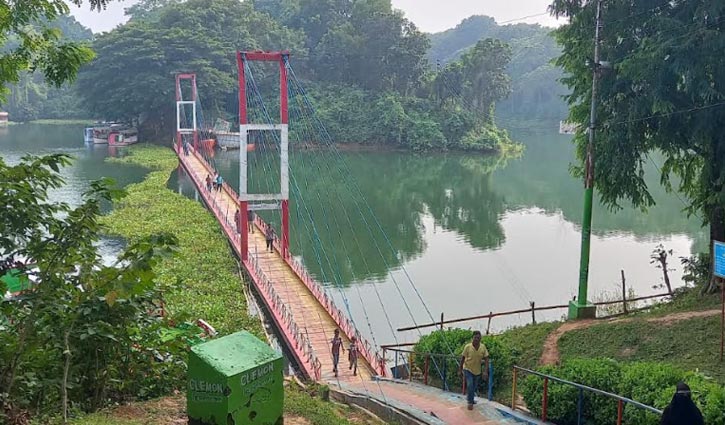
409 352 414 382
530 301 536 324
511 368 518 410
616 399 624 425
621 270 628 314
440 312 444 330
486 311 493 335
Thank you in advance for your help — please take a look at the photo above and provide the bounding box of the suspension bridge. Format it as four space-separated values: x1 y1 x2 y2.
173 51 536 424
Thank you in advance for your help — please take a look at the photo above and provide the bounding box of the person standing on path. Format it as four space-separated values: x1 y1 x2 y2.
234 209 241 234
459 330 489 410
205 174 212 191
660 382 704 425
330 329 344 377
348 336 359 376
265 225 275 252
247 210 255 234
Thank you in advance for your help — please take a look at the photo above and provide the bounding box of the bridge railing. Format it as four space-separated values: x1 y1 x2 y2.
176 146 322 379
246 248 323 380
511 366 662 424
382 347 494 401
254 217 386 377
180 145 383 377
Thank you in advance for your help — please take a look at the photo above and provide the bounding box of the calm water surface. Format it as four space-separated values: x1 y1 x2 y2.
0 123 149 261
0 123 703 346
172 124 706 345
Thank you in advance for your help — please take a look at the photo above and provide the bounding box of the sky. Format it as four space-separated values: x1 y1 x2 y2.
69 0 562 34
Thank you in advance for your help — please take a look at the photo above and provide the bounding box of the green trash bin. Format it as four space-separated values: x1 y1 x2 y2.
188 331 284 425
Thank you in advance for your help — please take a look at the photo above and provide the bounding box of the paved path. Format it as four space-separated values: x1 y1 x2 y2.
338 379 537 424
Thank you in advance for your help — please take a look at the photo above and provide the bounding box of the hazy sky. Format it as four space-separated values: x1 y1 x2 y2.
69 0 561 34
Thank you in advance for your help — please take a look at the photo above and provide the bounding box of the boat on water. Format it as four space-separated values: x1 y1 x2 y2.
87 123 138 145
108 128 139 146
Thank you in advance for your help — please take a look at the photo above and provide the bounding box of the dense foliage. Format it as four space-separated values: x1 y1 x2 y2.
521 358 725 425
0 1 102 107
100 146 264 338
0 154 184 423
428 15 569 121
413 329 517 396
4 15 93 121
551 0 725 292
74 0 517 152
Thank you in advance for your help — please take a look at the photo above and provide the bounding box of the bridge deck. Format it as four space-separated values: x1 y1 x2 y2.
176 147 374 382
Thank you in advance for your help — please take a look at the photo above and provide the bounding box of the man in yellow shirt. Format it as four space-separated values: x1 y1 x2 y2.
459 330 489 410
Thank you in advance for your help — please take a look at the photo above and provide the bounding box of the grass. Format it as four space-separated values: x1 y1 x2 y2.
558 314 725 384
498 321 560 369
69 384 383 425
100 145 263 337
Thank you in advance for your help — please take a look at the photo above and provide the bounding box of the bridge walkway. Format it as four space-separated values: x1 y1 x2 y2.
175 146 374 382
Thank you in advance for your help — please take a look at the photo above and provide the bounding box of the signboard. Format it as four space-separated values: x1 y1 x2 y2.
714 241 725 278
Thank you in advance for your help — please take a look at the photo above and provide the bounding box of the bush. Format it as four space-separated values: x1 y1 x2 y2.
521 359 725 425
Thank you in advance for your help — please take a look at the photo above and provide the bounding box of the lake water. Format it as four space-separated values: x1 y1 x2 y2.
1 122 705 348
172 124 706 346
0 123 149 262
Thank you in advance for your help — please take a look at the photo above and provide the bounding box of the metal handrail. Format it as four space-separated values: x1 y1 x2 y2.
384 347 494 401
512 365 662 424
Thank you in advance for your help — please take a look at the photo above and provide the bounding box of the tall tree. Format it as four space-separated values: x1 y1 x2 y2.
551 0 725 292
0 1 105 104
77 0 304 136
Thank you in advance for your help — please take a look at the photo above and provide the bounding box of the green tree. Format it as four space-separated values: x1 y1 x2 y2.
0 1 103 104
0 154 181 422
5 15 93 121
551 0 725 292
77 0 304 137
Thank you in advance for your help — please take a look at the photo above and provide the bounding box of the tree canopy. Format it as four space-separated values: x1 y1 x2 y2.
4 15 93 121
552 0 725 291
0 1 105 103
76 0 517 152
428 15 569 121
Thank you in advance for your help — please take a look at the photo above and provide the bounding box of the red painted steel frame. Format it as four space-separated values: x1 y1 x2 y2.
237 50 291 260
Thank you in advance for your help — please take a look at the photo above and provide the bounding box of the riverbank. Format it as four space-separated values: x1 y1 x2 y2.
496 287 725 382
9 118 96 125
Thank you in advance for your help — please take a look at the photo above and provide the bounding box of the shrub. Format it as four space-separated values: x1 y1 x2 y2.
521 359 725 425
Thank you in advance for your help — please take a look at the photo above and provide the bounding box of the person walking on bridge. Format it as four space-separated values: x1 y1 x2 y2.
247 209 255 234
205 174 212 191
459 330 489 410
265 225 275 252
234 209 241 234
330 329 344 377
348 336 359 376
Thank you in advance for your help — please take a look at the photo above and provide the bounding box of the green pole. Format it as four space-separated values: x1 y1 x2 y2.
569 0 602 320
578 187 594 303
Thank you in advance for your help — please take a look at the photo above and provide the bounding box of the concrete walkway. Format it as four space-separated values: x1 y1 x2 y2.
332 379 543 424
